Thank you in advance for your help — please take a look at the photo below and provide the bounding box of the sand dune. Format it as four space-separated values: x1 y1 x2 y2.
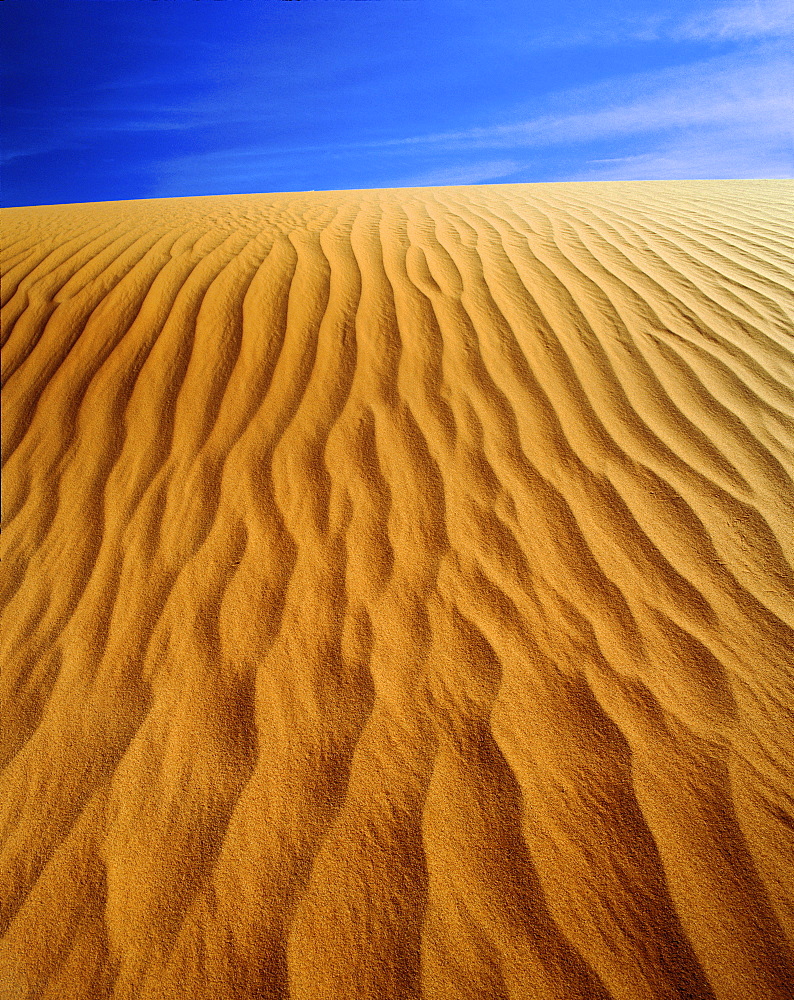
1 179 793 999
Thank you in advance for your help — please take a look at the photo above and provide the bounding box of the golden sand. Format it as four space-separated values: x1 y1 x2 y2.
1 180 793 999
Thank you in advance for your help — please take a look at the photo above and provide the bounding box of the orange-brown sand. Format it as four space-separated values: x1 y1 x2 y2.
1 180 793 999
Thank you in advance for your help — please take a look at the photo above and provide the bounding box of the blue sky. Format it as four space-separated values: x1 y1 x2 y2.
1 0 792 206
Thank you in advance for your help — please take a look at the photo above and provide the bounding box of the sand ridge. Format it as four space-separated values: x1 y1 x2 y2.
1 180 794 999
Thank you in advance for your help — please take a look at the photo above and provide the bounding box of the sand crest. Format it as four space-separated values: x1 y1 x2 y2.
1 180 793 999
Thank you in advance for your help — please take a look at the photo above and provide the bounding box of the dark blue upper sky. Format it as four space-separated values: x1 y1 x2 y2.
2 0 792 206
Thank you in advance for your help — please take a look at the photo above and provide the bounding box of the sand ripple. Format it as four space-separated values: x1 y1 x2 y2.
2 180 794 999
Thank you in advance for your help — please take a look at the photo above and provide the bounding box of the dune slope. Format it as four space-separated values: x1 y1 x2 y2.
1 180 794 1000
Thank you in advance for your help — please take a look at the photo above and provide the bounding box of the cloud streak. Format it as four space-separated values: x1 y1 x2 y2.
676 0 794 41
377 46 792 151
397 160 522 188
508 0 794 50
155 40 791 193
4 0 790 204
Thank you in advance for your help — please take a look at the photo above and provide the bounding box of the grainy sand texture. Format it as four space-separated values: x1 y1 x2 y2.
1 180 794 1000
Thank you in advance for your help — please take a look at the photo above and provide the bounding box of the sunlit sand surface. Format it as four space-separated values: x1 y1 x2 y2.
2 180 793 999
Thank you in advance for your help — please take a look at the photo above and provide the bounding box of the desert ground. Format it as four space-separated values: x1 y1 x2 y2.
1 180 793 999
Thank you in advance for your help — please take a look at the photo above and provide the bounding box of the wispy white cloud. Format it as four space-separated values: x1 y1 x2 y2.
148 12 792 195
398 160 522 187
0 104 211 166
676 0 794 41
571 127 793 180
377 46 792 154
153 43 792 193
152 143 323 197
520 0 794 49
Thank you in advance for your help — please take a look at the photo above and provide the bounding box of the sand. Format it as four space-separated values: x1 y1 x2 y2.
1 179 793 999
